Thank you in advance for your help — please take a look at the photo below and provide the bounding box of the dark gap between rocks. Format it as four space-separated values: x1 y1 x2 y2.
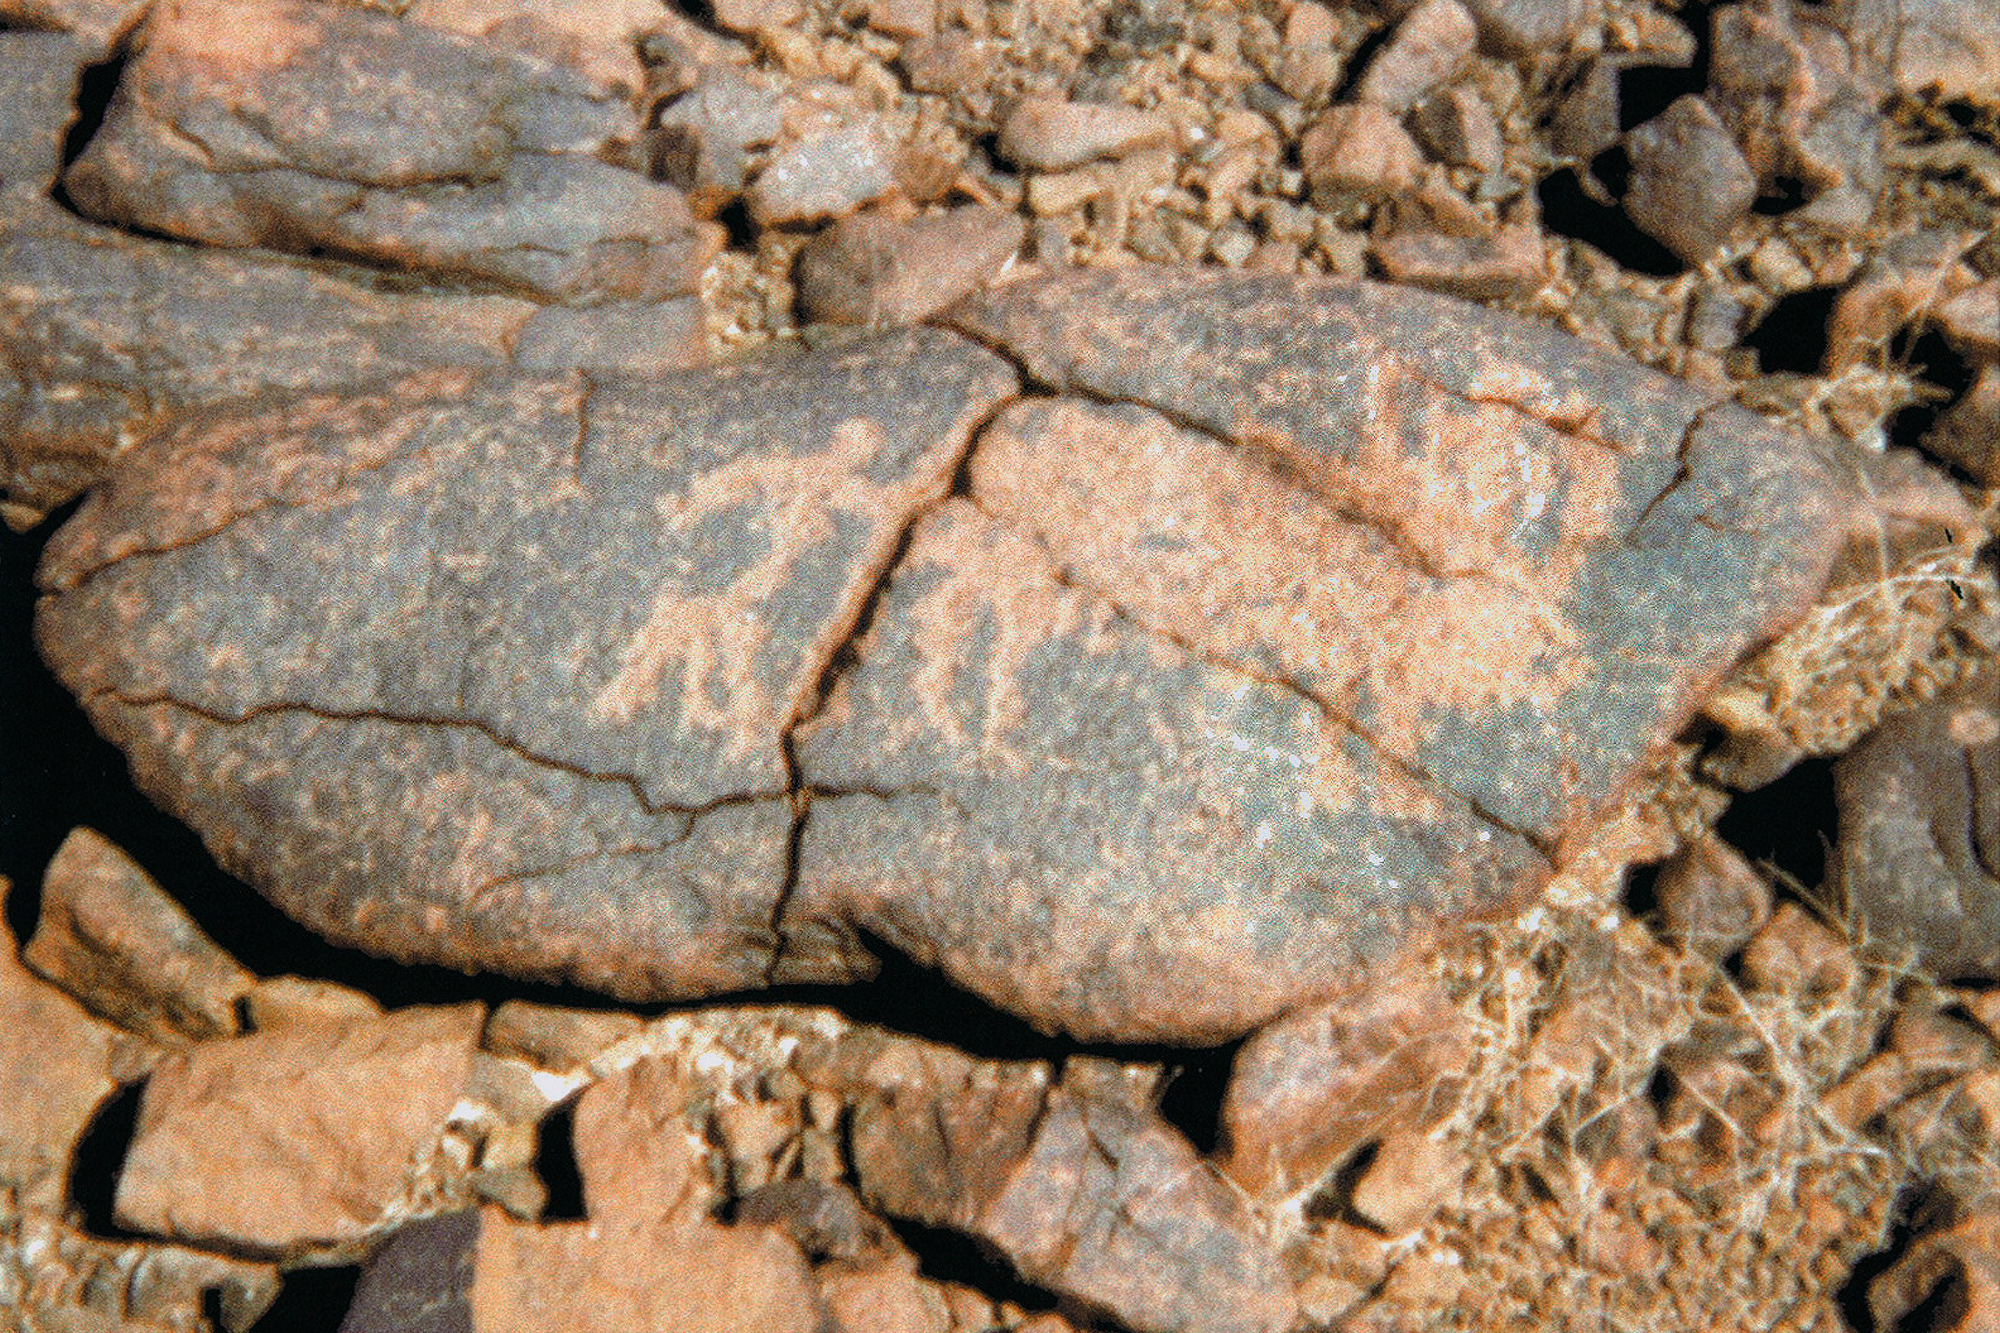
1715 755 1840 893
1753 174 1812 216
881 1215 1063 1317
1887 325 1977 454
1302 1138 1380 1230
250 1264 360 1333
47 45 127 216
532 1101 588 1221
1535 163 1686 277
1621 860 1663 922
1327 18 1395 106
1155 1042 1240 1157
1743 286 1840 375
69 1078 147 1238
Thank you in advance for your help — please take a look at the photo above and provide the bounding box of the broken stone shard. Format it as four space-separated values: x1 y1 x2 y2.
37 268 1900 1045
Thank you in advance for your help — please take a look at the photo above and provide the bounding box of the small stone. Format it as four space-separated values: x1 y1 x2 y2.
737 1179 896 1263
1622 95 1758 265
860 0 937 39
797 205 1026 326
1369 224 1544 299
0 31 90 197
1352 0 1476 112
1301 102 1426 200
1411 86 1504 174
1738 902 1858 998
1652 835 1774 961
1833 671 2000 981
997 96 1176 172
1848 0 2000 103
1925 366 2000 485
1461 0 1600 54
114 1003 486 1253
24 826 255 1047
1822 1051 1922 1130
1548 56 1622 162
748 118 903 224
653 67 788 213
241 974 385 1032
482 1001 646 1072
1348 1131 1465 1235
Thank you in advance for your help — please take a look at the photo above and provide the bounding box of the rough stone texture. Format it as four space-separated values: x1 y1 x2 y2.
113 1003 485 1252
747 118 905 225
796 205 1026 327
0 0 148 57
23 825 254 1046
1926 366 2000 486
339 1209 480 1333
1219 959 1468 1197
33 267 1917 1047
0 31 90 198
0 878 152 1215
63 0 720 304
1461 0 1601 54
1301 103 1426 201
1868 1205 2000 1333
1832 671 2000 982
1352 0 1477 112
1652 834 1774 961
0 200 534 529
1848 0 2000 103
996 97 1177 172
1369 224 1544 298
39 333 1017 1002
850 1046 1296 1333
1622 95 1759 265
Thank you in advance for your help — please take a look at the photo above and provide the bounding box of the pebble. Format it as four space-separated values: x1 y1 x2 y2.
997 96 1177 171
1352 0 1477 112
1301 102 1426 201
1622 95 1758 265
796 205 1026 326
747 118 903 224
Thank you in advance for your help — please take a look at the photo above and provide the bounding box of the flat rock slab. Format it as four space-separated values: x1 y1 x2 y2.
38 269 1887 1043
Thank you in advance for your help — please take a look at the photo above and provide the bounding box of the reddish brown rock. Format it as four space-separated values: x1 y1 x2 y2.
113 1003 484 1252
1369 223 1545 298
1351 0 1477 111
0 878 152 1214
1925 366 2000 485
849 1048 1296 1333
1739 902 1858 997
1868 1203 2000 1333
242 974 385 1032
1411 86 1504 174
1622 95 1758 265
1833 672 2000 981
63 0 720 303
1848 0 2000 103
1301 102 1426 200
747 117 906 225
1347 1130 1466 1235
482 1000 645 1072
796 205 1026 327
1461 0 1600 54
24 825 254 1046
0 0 148 56
1220 961 1468 1197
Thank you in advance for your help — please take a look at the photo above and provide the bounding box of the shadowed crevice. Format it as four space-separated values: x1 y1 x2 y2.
69 1078 146 1239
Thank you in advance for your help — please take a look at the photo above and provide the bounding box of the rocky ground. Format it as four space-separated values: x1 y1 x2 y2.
0 0 1997 1330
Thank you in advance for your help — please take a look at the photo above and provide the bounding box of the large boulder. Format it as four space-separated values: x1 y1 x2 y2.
34 268 1911 1043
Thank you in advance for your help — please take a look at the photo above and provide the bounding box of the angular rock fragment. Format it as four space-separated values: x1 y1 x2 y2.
1351 0 1476 112
113 1003 484 1252
1622 95 1758 265
1652 834 1774 961
796 205 1026 327
7 1209 281 1332
997 96 1177 171
64 0 720 303
1925 366 2000 486
1833 672 2000 981
850 1048 1296 1333
36 269 1909 1046
24 825 255 1045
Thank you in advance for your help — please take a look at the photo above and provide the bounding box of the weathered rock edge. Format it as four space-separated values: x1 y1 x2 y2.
35 268 1900 1044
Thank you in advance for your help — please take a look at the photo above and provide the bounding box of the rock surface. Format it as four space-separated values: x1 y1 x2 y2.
1833 671 2000 981
35 267 1908 1044
113 1002 484 1252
